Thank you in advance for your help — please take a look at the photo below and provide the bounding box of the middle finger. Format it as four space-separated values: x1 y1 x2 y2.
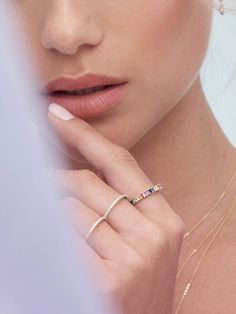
48 108 172 222
52 168 153 235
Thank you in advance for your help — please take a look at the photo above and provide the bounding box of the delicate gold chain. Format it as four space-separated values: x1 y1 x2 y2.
176 192 236 278
173 194 236 314
183 169 236 240
174 169 236 313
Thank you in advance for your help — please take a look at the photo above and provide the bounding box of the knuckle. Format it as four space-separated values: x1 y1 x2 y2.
144 222 180 255
164 216 185 250
170 215 185 239
112 146 137 163
124 250 145 272
74 169 97 185
55 169 98 186
158 203 185 242
143 223 167 249
153 228 169 250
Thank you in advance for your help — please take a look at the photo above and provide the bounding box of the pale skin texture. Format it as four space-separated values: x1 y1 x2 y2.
15 0 236 313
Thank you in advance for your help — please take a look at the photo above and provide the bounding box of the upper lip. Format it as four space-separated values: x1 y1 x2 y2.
44 73 127 94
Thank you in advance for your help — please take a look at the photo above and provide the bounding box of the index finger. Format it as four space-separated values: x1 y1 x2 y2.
48 103 173 222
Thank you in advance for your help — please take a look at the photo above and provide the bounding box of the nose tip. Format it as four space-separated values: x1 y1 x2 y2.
42 27 89 55
41 12 103 55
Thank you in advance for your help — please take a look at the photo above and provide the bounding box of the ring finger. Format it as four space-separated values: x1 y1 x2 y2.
61 196 138 263
48 108 176 225
52 169 152 236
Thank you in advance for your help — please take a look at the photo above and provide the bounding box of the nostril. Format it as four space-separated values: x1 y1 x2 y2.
41 27 81 55
41 15 103 56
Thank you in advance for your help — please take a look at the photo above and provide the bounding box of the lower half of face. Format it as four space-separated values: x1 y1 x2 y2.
15 0 212 163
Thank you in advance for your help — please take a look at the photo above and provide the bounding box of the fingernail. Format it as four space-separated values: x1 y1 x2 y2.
49 103 75 121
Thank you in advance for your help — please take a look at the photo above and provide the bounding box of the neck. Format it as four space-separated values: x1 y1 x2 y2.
130 76 236 230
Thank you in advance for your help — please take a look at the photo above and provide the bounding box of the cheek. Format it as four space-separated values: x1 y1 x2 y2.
121 0 212 115
93 0 212 149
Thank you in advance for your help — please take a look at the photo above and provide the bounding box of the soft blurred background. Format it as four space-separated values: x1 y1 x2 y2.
0 3 114 314
201 8 236 147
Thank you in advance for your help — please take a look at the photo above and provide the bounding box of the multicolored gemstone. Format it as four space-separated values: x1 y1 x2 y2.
128 183 164 206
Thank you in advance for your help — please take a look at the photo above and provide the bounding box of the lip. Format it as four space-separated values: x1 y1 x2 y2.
43 73 128 119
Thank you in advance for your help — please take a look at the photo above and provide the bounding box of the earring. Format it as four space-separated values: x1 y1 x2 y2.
219 0 225 15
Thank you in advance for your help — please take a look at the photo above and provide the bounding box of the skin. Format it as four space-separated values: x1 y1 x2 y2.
48 108 185 314
14 0 236 313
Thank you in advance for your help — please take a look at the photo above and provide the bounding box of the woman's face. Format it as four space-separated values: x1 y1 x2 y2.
15 0 212 158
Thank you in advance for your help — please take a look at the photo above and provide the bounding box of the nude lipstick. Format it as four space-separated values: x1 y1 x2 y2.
44 73 127 119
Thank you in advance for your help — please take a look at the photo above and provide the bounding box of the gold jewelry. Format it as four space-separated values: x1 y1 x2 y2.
86 194 128 241
85 216 106 241
183 169 236 240
177 192 236 279
128 183 163 206
104 194 129 220
219 0 225 15
174 194 236 314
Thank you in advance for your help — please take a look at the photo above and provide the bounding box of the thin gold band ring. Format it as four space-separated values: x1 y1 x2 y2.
86 194 128 241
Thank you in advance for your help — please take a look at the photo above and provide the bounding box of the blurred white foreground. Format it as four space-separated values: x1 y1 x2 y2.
0 3 115 314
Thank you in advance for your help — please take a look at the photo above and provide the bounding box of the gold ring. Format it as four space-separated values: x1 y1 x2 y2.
128 183 164 206
86 194 129 241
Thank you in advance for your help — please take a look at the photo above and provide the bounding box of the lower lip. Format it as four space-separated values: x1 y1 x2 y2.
46 83 127 119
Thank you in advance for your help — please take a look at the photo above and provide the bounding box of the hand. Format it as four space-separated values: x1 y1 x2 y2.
48 104 185 314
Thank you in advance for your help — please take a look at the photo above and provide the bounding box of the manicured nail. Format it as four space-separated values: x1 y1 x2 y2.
49 103 75 121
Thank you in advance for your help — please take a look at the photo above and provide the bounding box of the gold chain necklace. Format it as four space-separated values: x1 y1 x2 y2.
183 169 236 240
177 169 236 281
173 194 236 314
176 189 236 279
